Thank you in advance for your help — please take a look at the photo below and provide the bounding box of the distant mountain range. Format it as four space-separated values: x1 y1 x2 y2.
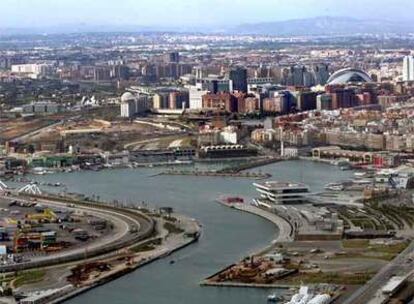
0 24 154 36
228 16 414 36
1 16 414 37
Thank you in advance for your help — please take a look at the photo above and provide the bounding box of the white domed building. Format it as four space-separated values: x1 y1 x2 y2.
120 92 137 118
120 92 151 118
121 92 136 103
327 68 373 85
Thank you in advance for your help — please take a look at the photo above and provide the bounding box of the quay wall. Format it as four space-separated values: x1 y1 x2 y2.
50 226 201 303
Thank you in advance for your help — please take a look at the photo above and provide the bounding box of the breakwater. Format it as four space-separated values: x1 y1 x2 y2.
161 157 282 179
161 170 271 179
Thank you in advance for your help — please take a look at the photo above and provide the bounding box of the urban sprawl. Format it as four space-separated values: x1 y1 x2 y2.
2 32 414 304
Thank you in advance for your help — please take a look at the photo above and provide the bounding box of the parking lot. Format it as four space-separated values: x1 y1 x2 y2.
0 197 113 265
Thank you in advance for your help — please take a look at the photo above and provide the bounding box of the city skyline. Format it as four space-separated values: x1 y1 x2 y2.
3 1 414 303
1 0 414 29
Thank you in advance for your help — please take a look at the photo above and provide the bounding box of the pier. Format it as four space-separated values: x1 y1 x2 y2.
217 157 282 173
161 157 282 179
161 170 271 179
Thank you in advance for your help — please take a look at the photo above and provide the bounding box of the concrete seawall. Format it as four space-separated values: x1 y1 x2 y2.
217 157 282 173
219 202 294 243
201 201 295 288
51 229 201 303
200 281 293 289
235 204 293 243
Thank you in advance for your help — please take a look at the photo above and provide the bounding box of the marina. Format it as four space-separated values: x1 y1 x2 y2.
10 160 354 304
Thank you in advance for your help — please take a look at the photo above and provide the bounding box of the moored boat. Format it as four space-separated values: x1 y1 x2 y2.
324 183 344 191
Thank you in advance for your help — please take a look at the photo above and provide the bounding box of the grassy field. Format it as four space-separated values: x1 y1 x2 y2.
130 238 162 253
13 270 46 288
340 239 409 261
163 222 184 234
342 239 370 248
283 271 374 285
0 273 15 284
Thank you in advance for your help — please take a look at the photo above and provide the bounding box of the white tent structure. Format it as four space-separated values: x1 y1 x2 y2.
18 183 42 195
0 180 8 192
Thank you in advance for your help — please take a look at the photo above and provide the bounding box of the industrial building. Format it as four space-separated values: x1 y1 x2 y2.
198 145 257 158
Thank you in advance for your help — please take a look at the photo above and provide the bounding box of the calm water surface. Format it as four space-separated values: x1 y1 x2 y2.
27 160 353 304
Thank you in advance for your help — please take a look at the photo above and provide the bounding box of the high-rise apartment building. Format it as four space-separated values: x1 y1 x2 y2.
312 63 330 85
188 85 208 109
166 52 180 63
202 92 238 112
229 67 248 93
403 55 414 81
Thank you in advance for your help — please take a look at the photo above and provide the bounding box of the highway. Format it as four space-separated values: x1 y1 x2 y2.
343 240 414 304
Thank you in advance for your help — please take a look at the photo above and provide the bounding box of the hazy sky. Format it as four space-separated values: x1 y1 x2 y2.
1 0 413 28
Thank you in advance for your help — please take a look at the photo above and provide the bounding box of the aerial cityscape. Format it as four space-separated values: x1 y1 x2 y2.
2 1 414 303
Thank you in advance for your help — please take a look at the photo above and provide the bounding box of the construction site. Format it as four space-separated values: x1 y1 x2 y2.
6 117 188 153
0 116 63 144
204 179 414 303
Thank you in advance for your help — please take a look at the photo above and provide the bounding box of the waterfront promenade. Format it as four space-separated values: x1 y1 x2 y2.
201 200 295 288
230 203 293 243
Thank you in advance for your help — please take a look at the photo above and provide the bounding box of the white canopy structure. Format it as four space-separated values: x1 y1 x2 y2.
18 183 42 195
0 180 8 192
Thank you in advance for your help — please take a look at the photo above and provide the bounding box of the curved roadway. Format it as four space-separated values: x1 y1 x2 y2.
1 194 153 272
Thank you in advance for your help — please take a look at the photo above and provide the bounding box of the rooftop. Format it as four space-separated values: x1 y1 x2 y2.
327 68 373 85
254 181 309 190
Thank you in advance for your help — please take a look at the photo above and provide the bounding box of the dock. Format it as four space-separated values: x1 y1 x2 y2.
161 170 271 179
161 157 282 179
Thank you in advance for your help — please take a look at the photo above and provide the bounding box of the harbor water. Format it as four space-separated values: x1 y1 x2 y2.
25 160 353 304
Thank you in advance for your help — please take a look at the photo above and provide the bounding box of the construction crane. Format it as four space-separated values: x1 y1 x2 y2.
26 208 57 222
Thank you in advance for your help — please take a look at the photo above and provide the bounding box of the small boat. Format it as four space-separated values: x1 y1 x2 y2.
354 171 367 178
32 167 49 175
218 196 244 205
267 294 282 302
324 183 344 191
169 260 176 265
352 179 372 185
